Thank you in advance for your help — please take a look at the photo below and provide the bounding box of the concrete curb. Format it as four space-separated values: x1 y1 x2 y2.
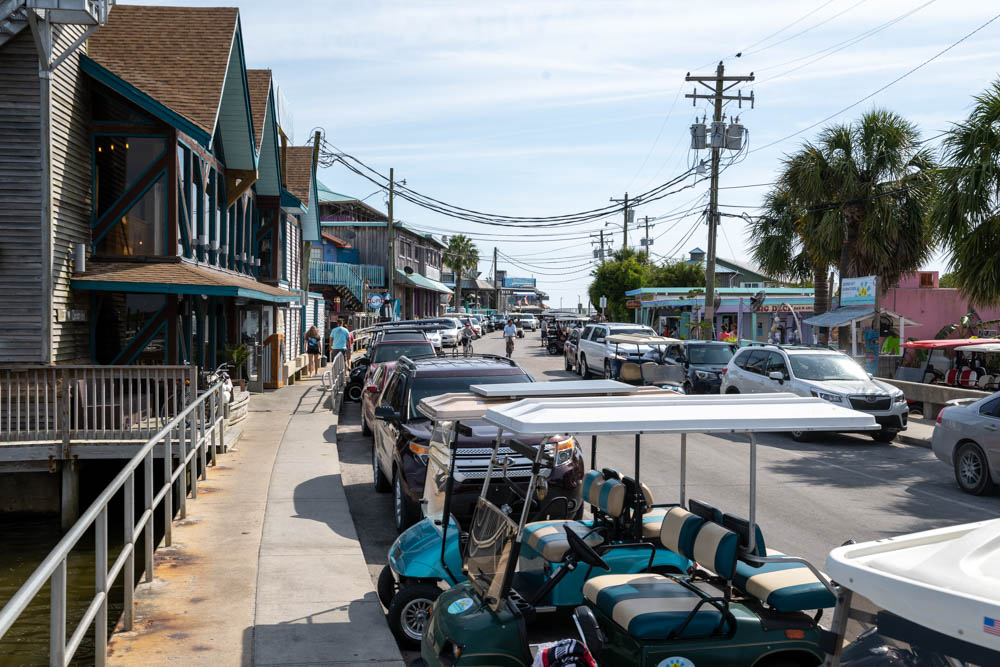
897 433 931 449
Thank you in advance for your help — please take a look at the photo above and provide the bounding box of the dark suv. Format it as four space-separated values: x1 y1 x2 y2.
663 341 737 394
371 355 585 532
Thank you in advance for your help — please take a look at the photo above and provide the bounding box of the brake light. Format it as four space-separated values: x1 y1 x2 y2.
937 409 945 424
720 367 727 375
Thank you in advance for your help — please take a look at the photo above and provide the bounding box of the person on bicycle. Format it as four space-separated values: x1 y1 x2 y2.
460 322 474 356
503 318 517 358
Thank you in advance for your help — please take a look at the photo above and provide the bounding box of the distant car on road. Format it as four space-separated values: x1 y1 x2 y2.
932 392 1000 495
575 322 657 378
661 341 736 394
721 345 908 442
518 315 538 331
564 327 581 372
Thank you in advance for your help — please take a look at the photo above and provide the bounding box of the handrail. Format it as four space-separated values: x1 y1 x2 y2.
0 381 226 667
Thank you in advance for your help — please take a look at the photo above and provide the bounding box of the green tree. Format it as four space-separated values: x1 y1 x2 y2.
939 272 957 288
781 109 937 289
588 248 647 321
444 234 479 313
646 258 706 288
933 80 1000 306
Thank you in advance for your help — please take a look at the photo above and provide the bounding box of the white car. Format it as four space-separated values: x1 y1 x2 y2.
518 315 538 331
720 345 908 442
439 318 461 347
575 322 657 379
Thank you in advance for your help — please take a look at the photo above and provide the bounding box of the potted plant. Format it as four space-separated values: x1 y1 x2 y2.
227 343 251 391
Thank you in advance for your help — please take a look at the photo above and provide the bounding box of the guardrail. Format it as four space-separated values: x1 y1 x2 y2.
0 366 196 443
0 382 227 667
320 351 347 399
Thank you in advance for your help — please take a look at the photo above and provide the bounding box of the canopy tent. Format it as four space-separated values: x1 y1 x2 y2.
904 338 1000 350
394 269 452 295
803 307 920 359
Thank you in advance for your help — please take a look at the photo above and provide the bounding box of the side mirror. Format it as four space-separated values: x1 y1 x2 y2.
365 384 380 394
374 405 399 421
768 371 785 383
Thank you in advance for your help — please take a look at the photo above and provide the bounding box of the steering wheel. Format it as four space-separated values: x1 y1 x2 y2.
564 525 609 570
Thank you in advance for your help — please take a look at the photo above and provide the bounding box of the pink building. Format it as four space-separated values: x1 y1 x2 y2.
881 271 1000 340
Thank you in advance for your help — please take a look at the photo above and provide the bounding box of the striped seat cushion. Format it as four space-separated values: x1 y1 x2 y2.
691 521 739 581
641 507 669 539
658 507 704 559
582 470 626 518
734 550 835 612
522 520 604 563
583 573 723 640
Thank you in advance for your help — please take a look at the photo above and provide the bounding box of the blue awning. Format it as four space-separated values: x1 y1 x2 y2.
803 307 919 328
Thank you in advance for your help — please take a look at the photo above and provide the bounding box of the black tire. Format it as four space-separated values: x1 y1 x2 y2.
548 343 559 355
790 430 811 443
377 563 396 608
955 441 996 495
580 355 590 378
725 386 740 394
604 360 612 379
362 415 372 437
683 381 693 395
565 355 572 371
373 444 390 493
394 470 420 533
871 428 896 443
572 606 605 656
346 383 363 402
387 582 441 649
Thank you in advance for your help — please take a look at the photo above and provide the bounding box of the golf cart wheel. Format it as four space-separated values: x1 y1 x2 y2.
387 582 441 649
790 430 811 443
573 606 605 656
548 343 559 355
377 563 396 608
955 441 996 495
373 444 390 493
565 355 572 371
871 428 896 443
394 471 420 533
346 383 363 402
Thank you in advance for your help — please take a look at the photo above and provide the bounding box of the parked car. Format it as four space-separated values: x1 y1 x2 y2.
372 320 444 350
575 322 657 378
564 327 581 372
720 345 908 442
440 317 461 347
361 363 393 436
932 392 1000 495
518 314 538 331
660 340 736 394
371 355 585 532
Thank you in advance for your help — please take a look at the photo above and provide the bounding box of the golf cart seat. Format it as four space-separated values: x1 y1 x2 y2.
521 470 624 563
641 363 684 386
619 362 642 382
722 513 836 612
582 507 738 640
641 498 722 540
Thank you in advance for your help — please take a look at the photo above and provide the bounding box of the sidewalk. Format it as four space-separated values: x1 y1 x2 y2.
897 416 935 448
107 377 403 666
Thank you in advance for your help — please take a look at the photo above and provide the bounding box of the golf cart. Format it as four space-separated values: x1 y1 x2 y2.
380 380 686 648
547 316 590 356
825 519 1000 666
421 393 879 666
604 333 686 388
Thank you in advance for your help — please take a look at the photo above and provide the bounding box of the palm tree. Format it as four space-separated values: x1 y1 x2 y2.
444 234 479 312
748 181 835 317
781 109 937 291
932 80 1000 307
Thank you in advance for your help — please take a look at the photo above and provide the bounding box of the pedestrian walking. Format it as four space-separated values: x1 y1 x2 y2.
329 319 352 369
305 325 321 373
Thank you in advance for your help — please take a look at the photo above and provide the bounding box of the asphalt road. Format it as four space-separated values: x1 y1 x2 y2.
335 328 1000 656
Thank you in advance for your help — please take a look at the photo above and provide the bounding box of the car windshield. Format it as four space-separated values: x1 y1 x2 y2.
371 342 435 364
409 374 530 417
789 354 869 381
688 345 735 365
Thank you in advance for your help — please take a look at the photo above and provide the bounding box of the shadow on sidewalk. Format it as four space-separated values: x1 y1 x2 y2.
291 474 358 539
243 592 402 665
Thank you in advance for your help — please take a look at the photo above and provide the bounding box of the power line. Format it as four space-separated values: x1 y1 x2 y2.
736 0 837 56
752 11 1000 153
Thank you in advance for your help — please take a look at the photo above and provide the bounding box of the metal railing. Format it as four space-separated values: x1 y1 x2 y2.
308 261 385 303
0 366 196 443
0 382 226 667
320 351 347 397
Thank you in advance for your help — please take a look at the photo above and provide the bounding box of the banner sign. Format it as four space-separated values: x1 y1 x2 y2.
503 277 536 288
625 299 641 309
841 276 877 306
754 303 813 313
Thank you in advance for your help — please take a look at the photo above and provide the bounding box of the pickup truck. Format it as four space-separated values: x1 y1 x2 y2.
575 322 657 378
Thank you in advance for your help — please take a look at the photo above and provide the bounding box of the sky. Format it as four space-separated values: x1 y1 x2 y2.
134 0 1000 308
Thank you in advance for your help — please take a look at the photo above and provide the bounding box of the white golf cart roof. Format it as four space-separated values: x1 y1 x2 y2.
825 519 1000 652
482 393 878 435
606 333 682 346
417 382 678 421
955 342 1000 352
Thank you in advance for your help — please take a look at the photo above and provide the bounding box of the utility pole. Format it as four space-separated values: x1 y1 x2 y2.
610 193 630 248
643 216 650 259
685 62 754 338
387 167 395 305
493 246 499 312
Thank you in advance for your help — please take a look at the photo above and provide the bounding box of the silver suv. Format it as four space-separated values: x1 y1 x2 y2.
720 345 907 442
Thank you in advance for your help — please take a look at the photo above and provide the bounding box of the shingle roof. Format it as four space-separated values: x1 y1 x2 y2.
73 261 299 301
246 69 272 152
284 146 313 206
88 5 238 136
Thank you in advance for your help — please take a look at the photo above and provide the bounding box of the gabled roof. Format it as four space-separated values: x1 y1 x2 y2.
247 69 272 151
284 146 313 207
716 256 773 281
86 5 256 168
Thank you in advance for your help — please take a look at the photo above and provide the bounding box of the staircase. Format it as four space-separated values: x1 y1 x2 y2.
309 261 385 306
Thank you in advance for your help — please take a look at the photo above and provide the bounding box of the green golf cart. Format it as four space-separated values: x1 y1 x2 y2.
419 393 878 666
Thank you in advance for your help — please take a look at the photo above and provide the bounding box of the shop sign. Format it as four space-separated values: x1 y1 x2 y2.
841 275 877 306
625 299 641 309
754 303 813 313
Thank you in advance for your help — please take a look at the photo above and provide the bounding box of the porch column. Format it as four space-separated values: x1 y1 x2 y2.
60 459 79 531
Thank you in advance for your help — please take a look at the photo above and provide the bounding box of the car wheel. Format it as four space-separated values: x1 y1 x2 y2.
377 563 396 608
955 442 996 495
725 386 740 394
548 343 559 355
386 582 441 649
393 470 420 532
362 414 372 436
871 428 896 443
683 381 693 395
372 444 390 493
346 383 363 402
580 356 590 378
604 360 612 379
565 355 572 371
790 430 811 443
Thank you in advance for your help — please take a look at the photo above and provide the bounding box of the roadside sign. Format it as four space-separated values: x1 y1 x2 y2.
841 276 876 306
626 299 641 309
368 294 384 309
599 295 608 308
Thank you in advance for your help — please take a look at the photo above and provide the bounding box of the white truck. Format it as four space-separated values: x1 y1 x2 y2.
575 322 657 378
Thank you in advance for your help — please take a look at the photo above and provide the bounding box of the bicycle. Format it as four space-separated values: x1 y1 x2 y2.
461 336 474 357
505 337 515 358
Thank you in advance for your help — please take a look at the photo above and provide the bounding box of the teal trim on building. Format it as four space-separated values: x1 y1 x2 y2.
71 278 299 303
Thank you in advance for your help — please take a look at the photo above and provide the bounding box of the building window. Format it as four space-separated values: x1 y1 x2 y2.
94 136 168 257
310 247 322 261
919 272 935 288
741 282 762 289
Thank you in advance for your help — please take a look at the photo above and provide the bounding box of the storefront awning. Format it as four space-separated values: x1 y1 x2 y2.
395 269 452 295
72 261 300 303
803 307 919 328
